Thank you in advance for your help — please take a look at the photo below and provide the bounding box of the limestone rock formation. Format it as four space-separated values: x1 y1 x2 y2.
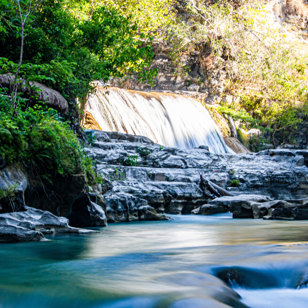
85 130 308 222
0 206 94 242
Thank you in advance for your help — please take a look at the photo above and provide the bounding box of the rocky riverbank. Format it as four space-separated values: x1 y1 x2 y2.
0 163 106 242
1 130 307 242
86 130 308 222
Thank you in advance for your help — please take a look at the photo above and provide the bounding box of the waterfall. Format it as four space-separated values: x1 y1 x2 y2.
85 87 232 154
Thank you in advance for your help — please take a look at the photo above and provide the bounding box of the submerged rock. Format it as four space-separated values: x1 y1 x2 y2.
214 266 280 289
159 271 248 308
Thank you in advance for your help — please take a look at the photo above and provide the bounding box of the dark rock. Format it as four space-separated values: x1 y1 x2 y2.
138 205 168 220
0 166 27 213
199 203 229 215
0 226 43 242
26 174 87 217
214 266 279 289
198 145 209 151
264 198 308 220
68 194 107 227
0 158 5 170
297 272 308 289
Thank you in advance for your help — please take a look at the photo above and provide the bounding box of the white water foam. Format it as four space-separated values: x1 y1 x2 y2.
238 288 308 308
86 87 232 154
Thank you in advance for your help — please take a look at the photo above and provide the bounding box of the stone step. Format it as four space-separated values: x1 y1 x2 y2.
85 130 308 224
96 164 225 184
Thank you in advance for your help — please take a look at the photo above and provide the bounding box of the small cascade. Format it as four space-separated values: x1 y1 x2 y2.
85 87 232 154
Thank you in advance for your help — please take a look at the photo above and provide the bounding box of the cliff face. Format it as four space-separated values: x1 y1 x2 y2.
279 0 308 31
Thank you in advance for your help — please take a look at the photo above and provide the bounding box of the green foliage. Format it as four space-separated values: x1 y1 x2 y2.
123 155 138 166
230 179 239 187
136 147 151 157
0 184 18 200
88 0 176 39
106 167 126 182
0 88 98 185
0 0 155 101
80 6 154 79
218 104 256 125
165 0 308 147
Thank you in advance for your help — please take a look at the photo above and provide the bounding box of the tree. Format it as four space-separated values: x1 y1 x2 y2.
10 0 41 113
0 0 155 102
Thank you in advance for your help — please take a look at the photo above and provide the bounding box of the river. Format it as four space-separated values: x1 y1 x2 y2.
1 214 308 307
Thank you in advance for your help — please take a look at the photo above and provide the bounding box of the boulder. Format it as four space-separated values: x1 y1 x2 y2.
209 194 272 219
199 203 229 215
104 192 147 222
138 205 168 221
210 194 273 206
0 225 43 242
264 198 308 220
251 200 283 219
0 206 94 242
68 194 107 227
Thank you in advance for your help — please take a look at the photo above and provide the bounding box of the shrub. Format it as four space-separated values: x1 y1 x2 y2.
123 155 138 166
0 87 98 185
168 0 308 147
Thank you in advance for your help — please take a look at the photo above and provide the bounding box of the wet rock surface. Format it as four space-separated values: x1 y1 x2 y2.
0 164 104 241
0 206 94 242
85 130 308 222
1 129 307 241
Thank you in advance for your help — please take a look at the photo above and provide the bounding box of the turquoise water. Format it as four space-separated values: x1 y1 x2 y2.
1 214 308 307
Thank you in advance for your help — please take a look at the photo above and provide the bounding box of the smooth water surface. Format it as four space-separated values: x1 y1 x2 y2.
1 214 308 307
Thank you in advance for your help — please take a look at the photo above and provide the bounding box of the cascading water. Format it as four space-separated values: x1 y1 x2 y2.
85 87 232 154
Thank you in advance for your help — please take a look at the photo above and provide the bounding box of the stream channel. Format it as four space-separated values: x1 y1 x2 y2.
1 214 308 307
